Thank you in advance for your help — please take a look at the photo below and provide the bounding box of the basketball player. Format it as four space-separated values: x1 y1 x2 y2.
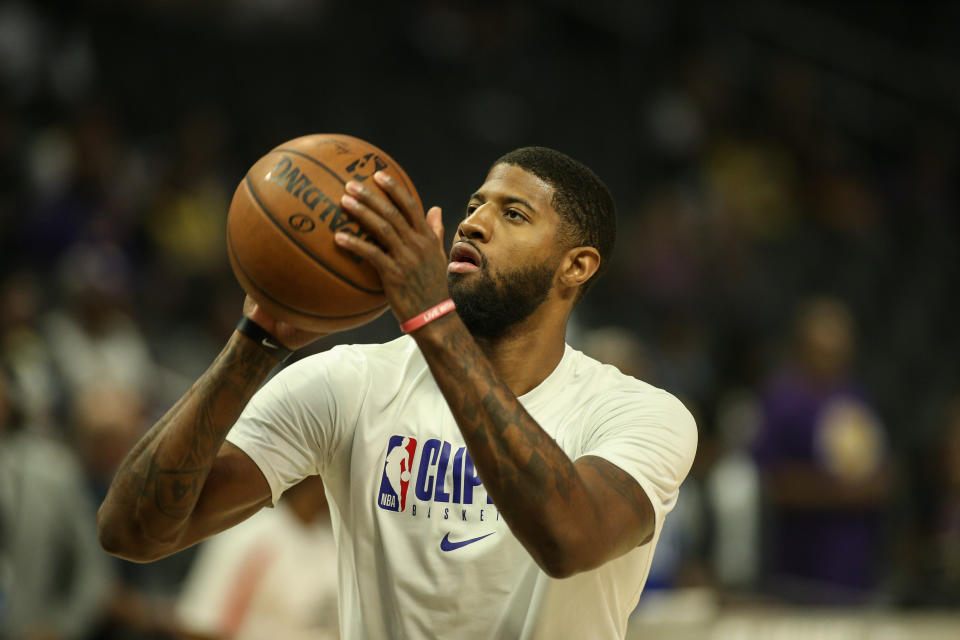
98 147 697 639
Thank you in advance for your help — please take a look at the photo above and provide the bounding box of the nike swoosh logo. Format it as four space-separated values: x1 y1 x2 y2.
261 337 279 349
440 532 495 552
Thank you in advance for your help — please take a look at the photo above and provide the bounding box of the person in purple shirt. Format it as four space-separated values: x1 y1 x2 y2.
753 297 892 603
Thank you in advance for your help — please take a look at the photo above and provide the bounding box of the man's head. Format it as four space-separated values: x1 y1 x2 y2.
492 147 617 294
447 147 616 339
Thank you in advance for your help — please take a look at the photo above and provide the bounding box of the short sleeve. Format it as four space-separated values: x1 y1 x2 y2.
579 389 698 535
226 345 368 505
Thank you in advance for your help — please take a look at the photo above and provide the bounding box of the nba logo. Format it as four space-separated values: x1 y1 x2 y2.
378 435 417 512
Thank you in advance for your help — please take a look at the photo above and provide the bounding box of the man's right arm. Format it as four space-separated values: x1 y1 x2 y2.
98 330 280 562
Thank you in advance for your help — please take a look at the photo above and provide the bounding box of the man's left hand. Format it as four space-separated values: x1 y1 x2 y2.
335 172 449 323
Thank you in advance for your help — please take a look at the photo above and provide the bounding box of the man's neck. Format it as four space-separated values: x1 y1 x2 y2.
473 312 567 397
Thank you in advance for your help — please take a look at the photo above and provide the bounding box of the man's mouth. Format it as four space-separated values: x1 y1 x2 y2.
448 242 482 274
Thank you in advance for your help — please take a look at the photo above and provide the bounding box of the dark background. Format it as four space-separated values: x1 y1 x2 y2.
1 0 959 636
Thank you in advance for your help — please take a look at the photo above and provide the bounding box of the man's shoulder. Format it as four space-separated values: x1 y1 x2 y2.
564 346 694 421
565 346 661 396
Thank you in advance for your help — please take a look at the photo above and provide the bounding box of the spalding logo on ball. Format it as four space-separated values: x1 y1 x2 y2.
226 134 422 332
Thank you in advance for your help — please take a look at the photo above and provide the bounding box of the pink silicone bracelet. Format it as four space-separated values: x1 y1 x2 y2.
400 298 456 333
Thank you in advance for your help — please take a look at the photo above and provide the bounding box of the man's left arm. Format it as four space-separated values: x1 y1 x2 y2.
336 172 693 578
413 318 660 578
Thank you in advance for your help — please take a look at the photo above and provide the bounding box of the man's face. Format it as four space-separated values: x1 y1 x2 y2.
447 164 566 339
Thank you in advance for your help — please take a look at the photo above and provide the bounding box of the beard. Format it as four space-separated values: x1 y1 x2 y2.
448 258 557 339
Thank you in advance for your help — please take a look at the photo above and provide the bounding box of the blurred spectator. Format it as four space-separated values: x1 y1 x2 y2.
752 297 892 603
0 271 62 431
0 368 110 639
175 475 339 640
71 384 185 640
146 109 230 280
705 390 762 591
920 396 960 605
72 384 144 504
653 317 715 410
577 325 654 381
43 243 155 401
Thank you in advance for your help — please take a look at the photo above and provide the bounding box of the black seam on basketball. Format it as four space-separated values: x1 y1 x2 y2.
276 146 418 209
243 175 384 295
274 148 347 186
227 224 389 320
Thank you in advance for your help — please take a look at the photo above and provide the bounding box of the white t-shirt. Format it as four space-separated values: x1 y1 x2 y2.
176 502 339 640
227 336 697 639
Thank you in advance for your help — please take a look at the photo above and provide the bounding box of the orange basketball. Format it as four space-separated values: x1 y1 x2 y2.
226 134 421 332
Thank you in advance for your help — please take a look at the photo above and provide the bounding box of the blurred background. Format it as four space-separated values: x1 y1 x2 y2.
1 0 958 638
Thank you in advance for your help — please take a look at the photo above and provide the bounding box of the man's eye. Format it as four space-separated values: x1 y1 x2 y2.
465 204 479 215
505 210 524 221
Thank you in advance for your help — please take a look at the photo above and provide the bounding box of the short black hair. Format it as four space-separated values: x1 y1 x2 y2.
492 146 616 301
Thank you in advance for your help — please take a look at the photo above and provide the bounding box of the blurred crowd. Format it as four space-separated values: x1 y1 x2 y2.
1 1 958 638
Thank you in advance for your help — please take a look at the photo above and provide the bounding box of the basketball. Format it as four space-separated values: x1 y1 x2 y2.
226 133 421 332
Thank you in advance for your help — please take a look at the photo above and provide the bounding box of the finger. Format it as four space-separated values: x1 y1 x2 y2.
344 179 411 238
243 296 269 326
340 193 404 251
373 171 427 233
248 304 275 330
426 206 444 246
242 294 257 317
334 230 391 273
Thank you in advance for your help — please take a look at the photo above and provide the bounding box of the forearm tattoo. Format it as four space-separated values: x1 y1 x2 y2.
426 325 581 526
115 337 275 524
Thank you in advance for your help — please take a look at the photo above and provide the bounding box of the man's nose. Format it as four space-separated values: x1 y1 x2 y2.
457 204 492 242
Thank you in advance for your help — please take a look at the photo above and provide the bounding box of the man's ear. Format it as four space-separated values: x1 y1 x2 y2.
558 246 600 291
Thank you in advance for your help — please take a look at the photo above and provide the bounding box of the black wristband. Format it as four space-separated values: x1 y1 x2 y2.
236 316 293 362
